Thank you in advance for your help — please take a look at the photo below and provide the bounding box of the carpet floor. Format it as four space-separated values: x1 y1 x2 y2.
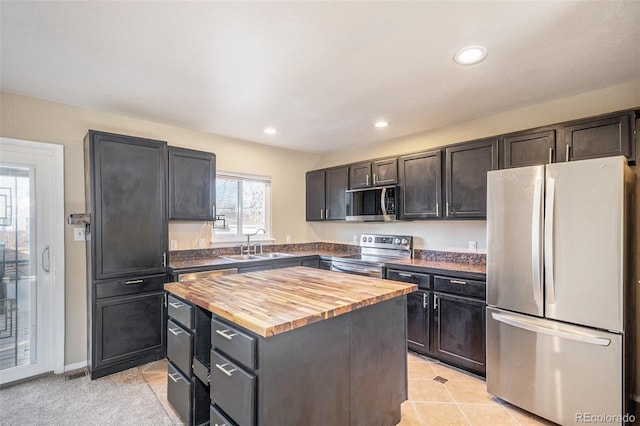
0 367 174 426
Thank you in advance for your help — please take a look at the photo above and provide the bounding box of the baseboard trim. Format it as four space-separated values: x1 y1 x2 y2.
64 360 88 373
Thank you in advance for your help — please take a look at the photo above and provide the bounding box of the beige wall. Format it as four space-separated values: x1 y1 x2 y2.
0 92 317 366
310 80 640 253
1 80 638 372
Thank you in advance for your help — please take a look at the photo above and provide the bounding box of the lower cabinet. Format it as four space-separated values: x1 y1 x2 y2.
166 294 211 425
387 267 486 376
91 277 166 378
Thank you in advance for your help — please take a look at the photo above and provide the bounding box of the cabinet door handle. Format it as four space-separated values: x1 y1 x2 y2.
215 362 237 377
168 301 184 309
373 173 377 184
565 144 570 161
162 252 167 267
366 174 370 186
325 208 329 219
434 295 438 310
422 293 428 309
215 329 238 340
320 209 324 219
168 372 183 382
435 202 439 216
449 280 467 285
124 279 144 285
548 147 553 164
168 327 185 336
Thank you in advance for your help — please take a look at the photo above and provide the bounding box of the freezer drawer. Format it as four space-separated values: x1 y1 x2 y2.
486 307 625 425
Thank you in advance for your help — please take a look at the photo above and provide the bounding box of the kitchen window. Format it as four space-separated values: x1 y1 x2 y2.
214 172 271 242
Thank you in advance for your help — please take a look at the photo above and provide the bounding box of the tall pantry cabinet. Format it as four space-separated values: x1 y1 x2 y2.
85 130 168 379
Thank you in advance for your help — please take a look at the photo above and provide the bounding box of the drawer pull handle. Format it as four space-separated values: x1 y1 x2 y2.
168 372 183 382
398 273 412 277
124 279 144 285
214 423 228 426
216 329 237 340
215 362 237 377
449 280 467 285
168 301 184 309
168 327 185 336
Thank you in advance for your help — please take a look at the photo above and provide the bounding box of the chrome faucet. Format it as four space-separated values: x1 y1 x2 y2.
242 228 266 254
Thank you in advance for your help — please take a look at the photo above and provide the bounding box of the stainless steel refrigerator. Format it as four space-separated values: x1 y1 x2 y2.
486 156 636 425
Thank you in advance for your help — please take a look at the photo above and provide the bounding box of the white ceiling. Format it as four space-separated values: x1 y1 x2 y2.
1 1 639 153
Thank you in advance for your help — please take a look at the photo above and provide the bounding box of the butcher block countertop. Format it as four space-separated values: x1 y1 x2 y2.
164 266 416 338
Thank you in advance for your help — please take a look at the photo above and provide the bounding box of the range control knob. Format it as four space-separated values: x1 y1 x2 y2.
394 238 401 244
401 238 408 245
362 236 367 243
367 237 373 242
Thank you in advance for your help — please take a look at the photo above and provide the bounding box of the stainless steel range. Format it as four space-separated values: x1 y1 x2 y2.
331 234 413 278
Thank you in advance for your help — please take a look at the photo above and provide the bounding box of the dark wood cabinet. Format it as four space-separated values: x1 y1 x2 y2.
406 291 431 354
398 150 442 219
305 169 325 221
433 292 486 376
445 138 498 218
349 159 397 189
502 129 555 168
349 161 372 189
168 147 215 221
326 166 348 220
85 130 168 379
560 111 635 162
305 166 348 221
86 131 168 280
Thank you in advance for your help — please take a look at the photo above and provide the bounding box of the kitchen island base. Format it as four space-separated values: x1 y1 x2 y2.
209 296 407 426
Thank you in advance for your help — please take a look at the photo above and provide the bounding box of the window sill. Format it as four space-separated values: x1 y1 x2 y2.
209 237 275 248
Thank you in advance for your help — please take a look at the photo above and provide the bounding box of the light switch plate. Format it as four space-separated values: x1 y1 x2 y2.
73 227 86 241
468 241 477 252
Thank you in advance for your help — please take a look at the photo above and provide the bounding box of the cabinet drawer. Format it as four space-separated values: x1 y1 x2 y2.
211 318 256 369
168 294 194 329
387 269 431 289
210 350 256 426
210 404 236 426
95 274 166 299
434 276 485 299
167 319 193 377
168 361 192 424
193 356 210 385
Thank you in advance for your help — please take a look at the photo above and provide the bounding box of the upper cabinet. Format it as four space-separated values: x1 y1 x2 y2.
560 111 635 162
349 158 397 189
398 150 442 219
168 147 216 221
501 129 556 168
445 138 498 219
306 166 349 221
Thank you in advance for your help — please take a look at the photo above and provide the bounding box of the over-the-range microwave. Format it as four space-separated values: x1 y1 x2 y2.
345 185 397 222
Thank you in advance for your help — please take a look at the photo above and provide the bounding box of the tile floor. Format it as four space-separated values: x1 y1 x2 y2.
139 353 556 426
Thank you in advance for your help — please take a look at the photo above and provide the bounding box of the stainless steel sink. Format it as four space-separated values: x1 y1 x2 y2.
220 254 263 261
254 252 294 258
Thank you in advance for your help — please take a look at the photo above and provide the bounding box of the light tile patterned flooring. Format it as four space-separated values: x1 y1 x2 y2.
139 353 556 426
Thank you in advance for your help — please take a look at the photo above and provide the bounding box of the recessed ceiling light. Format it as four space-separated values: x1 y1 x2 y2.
264 127 277 135
453 45 488 65
374 121 389 128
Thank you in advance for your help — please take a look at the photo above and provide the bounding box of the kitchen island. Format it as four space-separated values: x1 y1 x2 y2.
164 266 416 426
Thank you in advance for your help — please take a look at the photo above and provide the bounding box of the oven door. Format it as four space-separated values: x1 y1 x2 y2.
331 260 383 278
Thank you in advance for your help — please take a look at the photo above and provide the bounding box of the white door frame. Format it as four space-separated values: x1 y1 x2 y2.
0 137 65 376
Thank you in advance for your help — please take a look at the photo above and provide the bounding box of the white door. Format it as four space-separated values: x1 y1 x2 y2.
0 138 64 385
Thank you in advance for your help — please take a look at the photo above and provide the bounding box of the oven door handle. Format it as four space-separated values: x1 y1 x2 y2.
332 263 381 277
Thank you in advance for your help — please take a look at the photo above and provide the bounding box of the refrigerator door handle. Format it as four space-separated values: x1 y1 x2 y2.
544 177 556 304
491 312 611 346
531 178 543 306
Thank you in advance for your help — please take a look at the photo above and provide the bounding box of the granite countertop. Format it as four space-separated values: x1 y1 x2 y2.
164 266 416 338
385 258 486 275
168 250 356 271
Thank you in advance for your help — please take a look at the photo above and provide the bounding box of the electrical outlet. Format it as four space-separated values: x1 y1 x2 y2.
468 241 477 252
353 234 358 243
286 235 291 244
170 240 178 250
73 227 85 241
